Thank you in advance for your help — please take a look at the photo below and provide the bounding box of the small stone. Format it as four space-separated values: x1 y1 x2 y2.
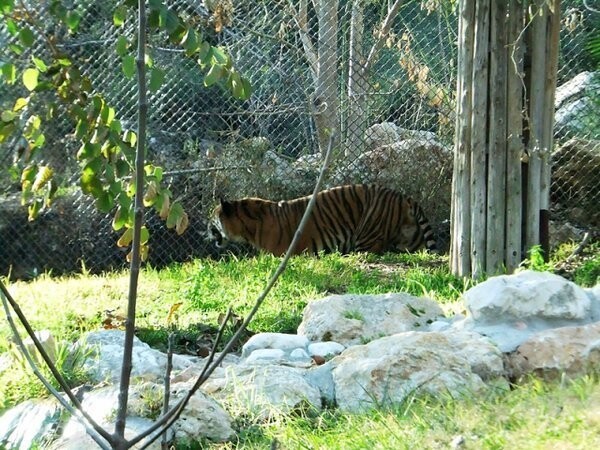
307 342 345 358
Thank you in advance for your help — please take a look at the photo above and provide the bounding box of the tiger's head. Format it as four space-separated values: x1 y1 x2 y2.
207 198 259 249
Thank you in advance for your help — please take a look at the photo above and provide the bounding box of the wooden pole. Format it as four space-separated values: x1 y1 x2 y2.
469 0 490 278
486 0 508 274
540 0 561 259
451 0 475 277
525 1 547 251
505 0 524 272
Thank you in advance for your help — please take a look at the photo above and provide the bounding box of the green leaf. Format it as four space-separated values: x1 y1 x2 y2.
32 166 53 191
0 1 15 15
159 7 179 33
115 159 130 178
75 119 88 139
66 11 81 32
80 171 103 196
13 97 28 111
1 110 16 122
5 18 18 35
28 199 43 221
8 44 24 55
140 226 150 245
18 28 35 47
101 105 116 125
21 165 37 183
198 42 211 65
22 68 39 91
182 28 199 56
149 0 163 8
96 190 115 213
32 57 48 72
117 226 133 246
166 202 184 229
113 5 127 26
122 55 136 78
211 47 229 65
115 36 128 56
149 67 165 92
113 199 132 230
1 63 16 84
77 142 102 160
204 64 224 87
0 122 16 142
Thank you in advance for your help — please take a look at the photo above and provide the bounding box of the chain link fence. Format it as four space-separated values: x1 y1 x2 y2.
0 0 598 279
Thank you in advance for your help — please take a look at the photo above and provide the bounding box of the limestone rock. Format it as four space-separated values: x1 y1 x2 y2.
331 330 505 412
0 398 62 450
298 293 445 346
455 270 594 352
81 330 196 383
204 365 322 418
241 332 309 357
307 341 345 358
507 322 600 380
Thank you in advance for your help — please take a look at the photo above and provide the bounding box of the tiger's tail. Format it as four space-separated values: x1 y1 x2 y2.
414 203 438 253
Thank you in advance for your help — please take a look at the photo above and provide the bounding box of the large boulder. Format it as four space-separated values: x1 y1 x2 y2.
331 330 505 413
297 293 445 346
81 330 196 383
554 71 600 140
551 138 600 227
202 364 322 419
454 270 597 352
53 384 233 449
507 322 600 381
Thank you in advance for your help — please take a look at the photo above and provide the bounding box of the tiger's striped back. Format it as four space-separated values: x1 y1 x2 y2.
208 184 437 256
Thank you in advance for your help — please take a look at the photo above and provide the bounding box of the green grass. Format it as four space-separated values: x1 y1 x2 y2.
199 374 600 450
1 248 599 446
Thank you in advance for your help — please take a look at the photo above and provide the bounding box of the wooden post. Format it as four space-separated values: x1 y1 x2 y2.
451 0 475 277
505 0 524 273
469 0 490 278
486 0 508 274
541 0 561 259
525 1 547 251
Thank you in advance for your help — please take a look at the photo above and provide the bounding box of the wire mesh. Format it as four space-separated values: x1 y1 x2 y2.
0 0 598 278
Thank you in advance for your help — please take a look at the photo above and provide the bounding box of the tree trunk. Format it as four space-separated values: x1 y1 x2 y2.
313 0 339 153
345 0 368 158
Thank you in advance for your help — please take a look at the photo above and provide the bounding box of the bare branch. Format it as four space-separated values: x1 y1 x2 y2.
129 133 337 448
364 0 404 71
160 333 175 450
289 0 319 81
114 0 149 444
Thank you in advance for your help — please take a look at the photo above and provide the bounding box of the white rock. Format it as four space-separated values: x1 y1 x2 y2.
205 365 322 419
56 383 233 448
455 270 594 351
507 322 600 380
0 398 61 450
428 320 451 332
241 333 309 357
80 330 195 383
298 293 445 346
290 348 311 360
332 330 505 413
244 348 286 364
307 342 345 358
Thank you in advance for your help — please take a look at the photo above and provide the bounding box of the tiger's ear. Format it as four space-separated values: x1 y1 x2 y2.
220 198 234 216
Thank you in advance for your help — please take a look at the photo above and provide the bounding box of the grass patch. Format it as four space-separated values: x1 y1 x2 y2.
209 374 600 449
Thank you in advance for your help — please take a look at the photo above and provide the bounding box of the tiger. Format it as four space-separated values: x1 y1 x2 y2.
207 184 437 256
